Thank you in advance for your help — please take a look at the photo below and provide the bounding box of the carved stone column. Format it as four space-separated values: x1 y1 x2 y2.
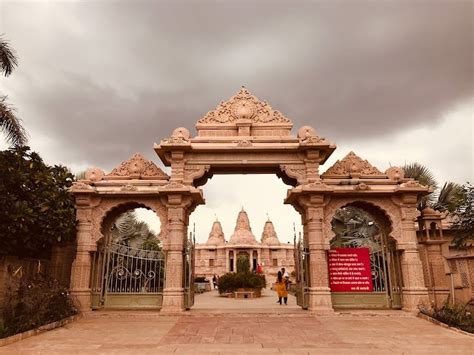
70 208 95 312
297 194 333 312
161 197 187 313
399 199 429 311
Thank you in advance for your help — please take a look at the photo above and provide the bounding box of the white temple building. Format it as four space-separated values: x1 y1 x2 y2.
194 209 295 284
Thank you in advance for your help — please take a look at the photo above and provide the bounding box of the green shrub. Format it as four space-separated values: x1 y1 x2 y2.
217 272 266 294
420 301 473 333
0 273 77 338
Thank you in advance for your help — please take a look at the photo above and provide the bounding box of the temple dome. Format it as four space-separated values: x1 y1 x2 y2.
261 219 280 246
206 219 226 246
228 209 258 245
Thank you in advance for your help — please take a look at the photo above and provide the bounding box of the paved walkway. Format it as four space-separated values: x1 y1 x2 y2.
1 290 473 354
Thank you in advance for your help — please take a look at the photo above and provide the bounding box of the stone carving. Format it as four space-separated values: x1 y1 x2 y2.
184 164 211 184
322 151 385 178
401 180 423 188
197 87 292 125
70 182 94 192
385 166 405 181
355 182 371 190
108 153 169 180
234 140 253 147
120 184 138 192
297 125 327 144
85 167 105 182
280 164 307 185
161 127 191 144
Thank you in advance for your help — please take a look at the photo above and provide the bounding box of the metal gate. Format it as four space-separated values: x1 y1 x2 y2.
183 231 195 310
91 242 165 309
330 233 402 309
294 233 309 309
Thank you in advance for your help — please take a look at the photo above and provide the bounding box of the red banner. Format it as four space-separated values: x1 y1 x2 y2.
328 248 373 292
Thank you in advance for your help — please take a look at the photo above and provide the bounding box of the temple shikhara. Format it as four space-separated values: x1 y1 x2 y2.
58 87 474 314
194 209 295 281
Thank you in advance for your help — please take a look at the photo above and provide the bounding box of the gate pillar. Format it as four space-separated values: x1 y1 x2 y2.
289 191 333 312
160 190 202 312
399 198 429 311
70 207 96 312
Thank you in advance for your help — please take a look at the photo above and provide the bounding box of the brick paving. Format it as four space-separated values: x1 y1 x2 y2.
1 290 473 354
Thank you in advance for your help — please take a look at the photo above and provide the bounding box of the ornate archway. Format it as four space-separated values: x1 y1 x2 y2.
70 88 430 313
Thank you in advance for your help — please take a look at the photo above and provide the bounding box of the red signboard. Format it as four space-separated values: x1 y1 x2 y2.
328 248 373 292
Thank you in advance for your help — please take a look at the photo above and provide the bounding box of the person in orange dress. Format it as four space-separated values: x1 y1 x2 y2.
275 270 288 305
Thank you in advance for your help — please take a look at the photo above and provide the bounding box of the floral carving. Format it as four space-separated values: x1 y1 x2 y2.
107 153 169 180
297 126 327 144
197 87 292 125
234 140 253 147
322 151 385 178
161 127 191 145
121 184 138 191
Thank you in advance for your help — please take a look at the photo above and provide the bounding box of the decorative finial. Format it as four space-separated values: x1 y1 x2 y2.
266 212 270 221
215 214 218 222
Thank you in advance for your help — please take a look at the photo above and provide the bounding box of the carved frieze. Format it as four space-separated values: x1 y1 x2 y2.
322 151 385 178
197 87 292 125
107 153 169 180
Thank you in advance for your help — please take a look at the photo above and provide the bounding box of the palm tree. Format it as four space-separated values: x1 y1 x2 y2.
403 163 463 212
1 36 27 147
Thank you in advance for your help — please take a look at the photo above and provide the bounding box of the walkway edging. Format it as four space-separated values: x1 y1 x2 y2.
0 314 80 347
417 312 473 337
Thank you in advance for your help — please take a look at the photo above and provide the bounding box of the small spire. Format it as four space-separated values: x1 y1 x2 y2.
266 212 270 221
214 213 218 222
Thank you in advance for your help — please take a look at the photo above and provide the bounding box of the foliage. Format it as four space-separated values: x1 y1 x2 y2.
0 147 76 257
0 273 77 338
111 210 161 250
331 206 381 251
451 183 474 248
403 162 464 212
419 301 474 334
236 254 250 273
0 36 26 147
217 271 266 294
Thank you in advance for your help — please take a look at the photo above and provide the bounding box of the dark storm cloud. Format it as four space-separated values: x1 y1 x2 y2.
1 0 472 170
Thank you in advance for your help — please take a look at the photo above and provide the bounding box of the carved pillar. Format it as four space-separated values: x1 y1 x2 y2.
302 195 333 312
70 208 95 312
399 200 429 311
161 196 187 313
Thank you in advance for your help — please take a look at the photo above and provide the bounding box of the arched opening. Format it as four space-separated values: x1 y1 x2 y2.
189 174 303 312
91 202 164 310
329 202 402 309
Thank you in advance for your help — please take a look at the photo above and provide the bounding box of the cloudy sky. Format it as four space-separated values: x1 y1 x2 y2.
1 1 472 243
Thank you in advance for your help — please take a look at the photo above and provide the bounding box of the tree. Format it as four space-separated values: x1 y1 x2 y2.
451 183 474 248
111 210 161 250
0 36 27 147
403 163 463 212
0 146 76 257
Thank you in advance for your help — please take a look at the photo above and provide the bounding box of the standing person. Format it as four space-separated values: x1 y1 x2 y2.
212 274 217 290
275 271 288 305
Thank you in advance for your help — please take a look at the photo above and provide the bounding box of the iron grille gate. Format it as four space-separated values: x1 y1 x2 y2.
294 234 309 309
183 232 195 310
91 242 165 309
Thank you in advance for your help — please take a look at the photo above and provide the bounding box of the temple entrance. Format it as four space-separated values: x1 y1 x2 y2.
70 87 429 313
329 204 402 309
91 207 165 309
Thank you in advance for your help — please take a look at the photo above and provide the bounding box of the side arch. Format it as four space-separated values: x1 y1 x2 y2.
323 198 402 247
90 198 168 249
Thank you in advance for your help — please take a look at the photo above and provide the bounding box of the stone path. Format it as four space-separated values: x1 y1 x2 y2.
1 290 473 354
